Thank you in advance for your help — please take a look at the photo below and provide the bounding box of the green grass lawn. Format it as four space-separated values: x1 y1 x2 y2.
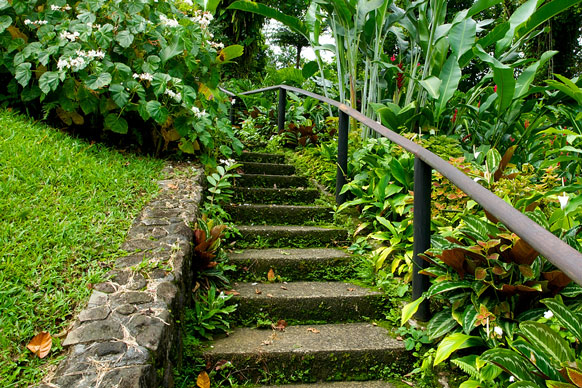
0 110 165 387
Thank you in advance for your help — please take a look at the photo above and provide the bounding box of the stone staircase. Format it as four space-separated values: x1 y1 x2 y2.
203 152 408 387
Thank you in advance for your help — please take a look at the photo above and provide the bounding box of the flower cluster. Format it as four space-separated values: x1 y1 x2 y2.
209 41 224 50
75 49 105 59
191 10 213 29
50 4 72 11
57 56 87 71
191 106 207 118
133 73 154 82
159 14 180 28
164 89 181 102
60 31 80 41
24 19 48 26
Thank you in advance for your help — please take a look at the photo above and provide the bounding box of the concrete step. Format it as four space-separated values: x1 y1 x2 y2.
233 187 319 204
237 225 348 248
224 204 333 225
234 173 309 188
240 161 295 175
259 382 397 388
238 152 286 164
228 248 355 281
204 323 409 383
230 281 384 322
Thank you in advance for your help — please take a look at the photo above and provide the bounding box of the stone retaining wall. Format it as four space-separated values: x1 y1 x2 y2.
40 163 204 388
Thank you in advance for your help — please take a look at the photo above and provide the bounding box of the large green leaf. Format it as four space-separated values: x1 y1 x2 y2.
401 296 425 325
15 62 31 87
435 55 461 119
228 1 308 37
517 0 582 41
0 14 11 33
467 0 503 18
427 280 473 298
462 305 478 335
109 84 129 108
512 339 563 381
495 0 538 55
449 18 476 60
104 114 128 134
474 45 515 112
419 76 441 99
542 298 582 344
480 348 539 383
507 382 540 388
95 24 114 47
146 100 169 124
85 72 112 90
514 50 557 99
428 309 459 340
38 71 60 94
160 35 184 63
216 45 244 63
434 333 482 366
520 321 574 364
115 30 134 48
202 0 222 13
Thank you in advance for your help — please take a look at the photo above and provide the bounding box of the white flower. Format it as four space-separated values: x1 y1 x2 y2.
160 14 180 28
231 98 236 105
24 19 32 25
51 4 61 10
57 58 69 70
133 73 153 82
164 89 181 101
25 19 48 26
509 376 515 383
191 106 207 118
544 310 554 319
209 41 224 50
558 192 569 210
60 31 80 41
493 326 503 337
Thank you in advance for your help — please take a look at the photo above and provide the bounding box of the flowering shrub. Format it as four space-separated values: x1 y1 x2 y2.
0 0 243 163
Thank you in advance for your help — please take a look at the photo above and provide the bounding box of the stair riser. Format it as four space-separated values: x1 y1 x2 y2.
204 350 411 384
233 188 319 205
232 296 385 323
238 229 348 248
234 174 309 188
238 153 285 164
228 257 356 282
241 162 295 175
225 205 333 224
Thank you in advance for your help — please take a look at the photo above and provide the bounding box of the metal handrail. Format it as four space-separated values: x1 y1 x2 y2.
223 84 582 320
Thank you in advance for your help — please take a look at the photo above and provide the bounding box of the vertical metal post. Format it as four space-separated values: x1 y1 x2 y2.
336 110 349 205
412 157 431 321
278 88 287 133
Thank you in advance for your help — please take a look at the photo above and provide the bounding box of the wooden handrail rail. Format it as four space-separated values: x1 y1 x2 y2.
222 84 582 316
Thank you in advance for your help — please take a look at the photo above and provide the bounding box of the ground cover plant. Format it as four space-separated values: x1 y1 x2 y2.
0 0 243 164
0 109 164 386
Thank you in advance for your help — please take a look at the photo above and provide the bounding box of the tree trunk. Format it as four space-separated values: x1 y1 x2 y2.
295 45 302 68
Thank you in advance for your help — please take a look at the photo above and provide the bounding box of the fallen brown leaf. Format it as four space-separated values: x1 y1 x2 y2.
280 286 288 290
272 319 287 331
261 340 273 346
255 288 262 295
27 332 52 359
307 328 320 334
347 288 355 292
267 268 276 281
168 183 179 190
266 293 274 298
197 371 210 388
224 290 240 296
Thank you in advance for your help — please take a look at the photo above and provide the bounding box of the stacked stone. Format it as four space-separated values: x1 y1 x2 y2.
39 163 203 388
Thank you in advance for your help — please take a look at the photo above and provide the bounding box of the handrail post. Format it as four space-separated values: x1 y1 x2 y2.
412 157 431 321
336 110 349 205
278 88 287 133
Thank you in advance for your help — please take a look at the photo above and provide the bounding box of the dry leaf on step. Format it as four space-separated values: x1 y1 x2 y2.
27 332 52 358
307 328 320 334
255 288 262 295
280 286 288 290
347 288 355 292
272 320 287 331
266 293 274 298
267 268 275 281
197 371 210 388
224 290 240 296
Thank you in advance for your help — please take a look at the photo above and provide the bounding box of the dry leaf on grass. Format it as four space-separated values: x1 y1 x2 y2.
306 328 320 334
197 371 210 388
267 268 275 281
27 332 52 358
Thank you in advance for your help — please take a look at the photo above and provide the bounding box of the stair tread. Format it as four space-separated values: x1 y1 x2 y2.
229 248 351 261
259 381 395 388
231 281 382 299
206 323 405 355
